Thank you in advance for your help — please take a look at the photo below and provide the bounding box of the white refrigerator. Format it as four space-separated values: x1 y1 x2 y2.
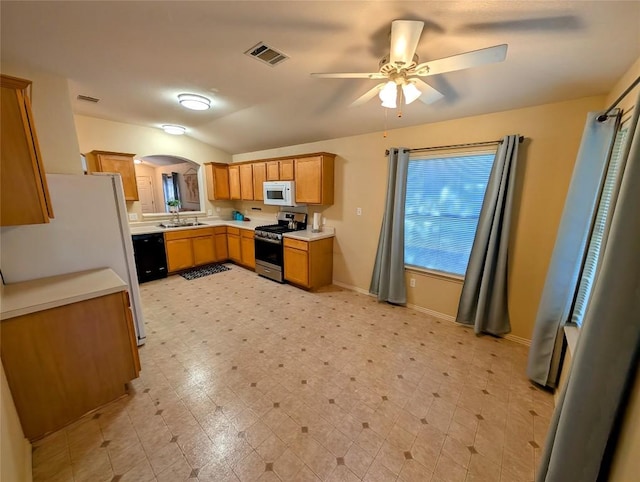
0 173 146 344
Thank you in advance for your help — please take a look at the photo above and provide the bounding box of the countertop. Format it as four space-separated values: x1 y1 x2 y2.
128 218 335 241
1 268 128 320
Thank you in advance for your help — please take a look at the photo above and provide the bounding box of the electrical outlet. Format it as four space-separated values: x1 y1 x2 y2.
207 209 213 216
215 207 220 212
356 207 362 216
128 213 138 221
409 278 416 288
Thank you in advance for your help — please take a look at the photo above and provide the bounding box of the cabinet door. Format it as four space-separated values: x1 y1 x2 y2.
294 156 322 204
96 153 139 201
166 238 194 272
215 233 228 261
253 162 266 201
192 235 216 266
1 76 53 226
266 161 280 181
228 165 241 200
284 247 309 287
240 230 255 269
227 234 242 262
240 164 254 200
280 159 294 180
206 163 230 201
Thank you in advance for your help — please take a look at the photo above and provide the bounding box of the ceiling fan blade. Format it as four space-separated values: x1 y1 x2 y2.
414 44 508 77
311 72 386 79
390 20 424 66
410 79 445 104
350 83 385 107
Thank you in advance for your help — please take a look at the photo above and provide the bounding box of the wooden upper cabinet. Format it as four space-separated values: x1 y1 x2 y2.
1 74 54 226
266 161 280 181
85 151 139 201
279 159 294 180
253 162 266 201
205 162 230 200
239 164 254 200
294 154 335 205
265 159 294 181
228 165 241 200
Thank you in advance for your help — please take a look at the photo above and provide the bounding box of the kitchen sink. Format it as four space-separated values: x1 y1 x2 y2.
158 222 206 228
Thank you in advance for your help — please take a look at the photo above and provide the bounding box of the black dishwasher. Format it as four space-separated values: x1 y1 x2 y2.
132 233 168 283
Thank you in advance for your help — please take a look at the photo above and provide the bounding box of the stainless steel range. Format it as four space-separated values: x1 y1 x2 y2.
254 212 307 283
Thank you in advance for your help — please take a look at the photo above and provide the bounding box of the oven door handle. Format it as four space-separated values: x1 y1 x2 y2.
254 236 282 245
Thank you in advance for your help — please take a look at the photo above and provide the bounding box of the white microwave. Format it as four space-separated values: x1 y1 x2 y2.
263 180 302 206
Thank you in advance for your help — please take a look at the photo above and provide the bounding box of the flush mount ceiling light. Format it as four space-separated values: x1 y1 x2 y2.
162 124 186 135
178 93 211 111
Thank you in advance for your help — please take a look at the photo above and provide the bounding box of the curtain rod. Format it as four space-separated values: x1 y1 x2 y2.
597 75 640 122
385 135 524 156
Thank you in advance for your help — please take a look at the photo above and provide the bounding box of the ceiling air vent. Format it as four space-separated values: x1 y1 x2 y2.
245 42 288 67
77 94 100 103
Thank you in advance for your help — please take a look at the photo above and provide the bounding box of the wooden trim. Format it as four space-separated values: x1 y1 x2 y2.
232 152 336 165
0 74 31 90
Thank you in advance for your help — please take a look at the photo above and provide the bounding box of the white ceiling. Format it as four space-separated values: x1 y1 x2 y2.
2 1 639 155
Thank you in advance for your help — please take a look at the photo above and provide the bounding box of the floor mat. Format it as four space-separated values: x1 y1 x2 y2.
179 263 230 280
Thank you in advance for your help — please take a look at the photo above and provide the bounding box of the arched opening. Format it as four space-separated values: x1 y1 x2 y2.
133 155 202 214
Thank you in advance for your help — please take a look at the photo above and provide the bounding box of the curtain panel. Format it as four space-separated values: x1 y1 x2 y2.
456 134 520 335
536 93 640 482
527 111 619 387
370 147 409 305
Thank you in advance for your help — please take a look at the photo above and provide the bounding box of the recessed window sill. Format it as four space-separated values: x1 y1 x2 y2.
564 324 580 357
404 265 464 283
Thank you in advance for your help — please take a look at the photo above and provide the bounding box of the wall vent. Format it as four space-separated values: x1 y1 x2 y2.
77 94 100 103
245 42 288 67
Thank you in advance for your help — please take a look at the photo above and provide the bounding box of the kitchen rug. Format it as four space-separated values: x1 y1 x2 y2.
180 263 230 280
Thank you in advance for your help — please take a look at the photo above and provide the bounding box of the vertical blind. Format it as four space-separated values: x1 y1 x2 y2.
404 153 495 275
571 126 629 327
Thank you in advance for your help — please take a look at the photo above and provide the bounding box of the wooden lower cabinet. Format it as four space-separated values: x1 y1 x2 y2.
283 237 333 290
1 290 139 440
165 228 221 272
166 238 194 272
214 226 228 261
240 229 255 269
192 235 216 265
227 227 242 263
227 227 254 268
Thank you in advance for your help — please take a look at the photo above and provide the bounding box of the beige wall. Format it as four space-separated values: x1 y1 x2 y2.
1 361 31 482
234 95 605 340
74 115 232 219
1 63 82 175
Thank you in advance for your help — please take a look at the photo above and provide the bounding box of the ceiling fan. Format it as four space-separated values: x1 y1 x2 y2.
311 20 508 112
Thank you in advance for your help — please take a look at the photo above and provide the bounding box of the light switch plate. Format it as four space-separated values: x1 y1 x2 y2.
128 213 138 221
356 207 362 216
207 209 213 215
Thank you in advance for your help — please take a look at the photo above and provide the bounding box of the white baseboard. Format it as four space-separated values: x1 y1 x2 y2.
331 279 531 347
504 334 532 346
331 280 372 296
406 302 456 323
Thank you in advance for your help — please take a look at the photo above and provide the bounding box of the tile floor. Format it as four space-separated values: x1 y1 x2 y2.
32 265 554 481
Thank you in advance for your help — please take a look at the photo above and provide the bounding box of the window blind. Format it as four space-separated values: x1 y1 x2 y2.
404 153 495 276
571 126 629 327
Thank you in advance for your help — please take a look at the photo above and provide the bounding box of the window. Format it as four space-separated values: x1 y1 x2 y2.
571 126 629 327
404 152 495 276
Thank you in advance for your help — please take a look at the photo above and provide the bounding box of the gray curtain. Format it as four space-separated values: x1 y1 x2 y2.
456 134 519 335
536 94 640 482
370 148 409 305
527 112 619 387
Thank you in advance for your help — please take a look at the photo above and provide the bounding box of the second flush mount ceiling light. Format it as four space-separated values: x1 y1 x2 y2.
178 93 211 111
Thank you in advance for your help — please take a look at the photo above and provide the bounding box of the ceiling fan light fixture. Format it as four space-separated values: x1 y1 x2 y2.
379 81 398 108
162 124 186 135
402 81 422 104
178 93 211 111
